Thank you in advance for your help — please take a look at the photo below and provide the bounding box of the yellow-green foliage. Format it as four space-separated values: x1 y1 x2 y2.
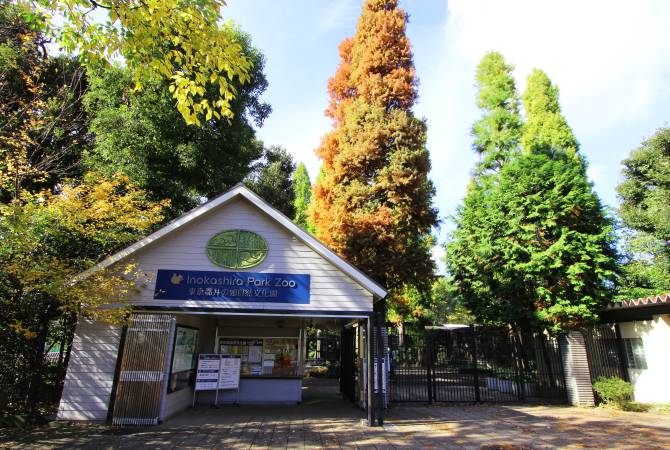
31 0 251 125
0 173 169 328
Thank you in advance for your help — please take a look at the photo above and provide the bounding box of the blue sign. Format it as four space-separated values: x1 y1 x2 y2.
153 269 310 304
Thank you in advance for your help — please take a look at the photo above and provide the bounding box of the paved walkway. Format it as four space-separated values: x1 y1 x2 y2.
2 380 669 448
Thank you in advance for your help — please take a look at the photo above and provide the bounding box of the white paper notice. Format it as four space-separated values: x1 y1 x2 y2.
248 346 263 363
195 354 220 391
218 355 241 390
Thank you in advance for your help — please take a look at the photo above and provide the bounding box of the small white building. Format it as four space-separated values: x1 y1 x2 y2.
56 185 388 425
601 294 670 404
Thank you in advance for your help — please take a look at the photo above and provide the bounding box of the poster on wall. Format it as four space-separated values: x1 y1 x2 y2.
218 355 241 390
171 326 198 373
194 354 220 391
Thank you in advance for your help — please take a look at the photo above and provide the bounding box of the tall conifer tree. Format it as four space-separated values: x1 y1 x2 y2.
470 51 523 175
292 162 313 231
310 0 437 322
448 62 617 332
521 69 579 156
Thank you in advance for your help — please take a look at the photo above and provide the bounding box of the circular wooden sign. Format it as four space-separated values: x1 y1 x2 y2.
206 230 268 269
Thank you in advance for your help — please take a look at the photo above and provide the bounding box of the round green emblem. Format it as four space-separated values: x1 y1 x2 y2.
206 230 268 269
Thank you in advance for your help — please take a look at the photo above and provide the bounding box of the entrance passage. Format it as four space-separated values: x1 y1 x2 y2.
389 327 567 404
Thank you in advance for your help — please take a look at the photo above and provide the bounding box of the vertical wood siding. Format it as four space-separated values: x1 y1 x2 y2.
57 320 121 421
130 198 374 312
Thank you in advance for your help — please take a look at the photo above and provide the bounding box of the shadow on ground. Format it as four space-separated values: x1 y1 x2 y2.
1 379 669 449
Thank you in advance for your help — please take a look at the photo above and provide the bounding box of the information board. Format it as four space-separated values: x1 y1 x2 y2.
194 354 220 391
171 326 198 373
218 355 241 390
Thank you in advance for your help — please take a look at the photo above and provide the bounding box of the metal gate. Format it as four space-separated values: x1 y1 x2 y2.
111 313 175 425
389 327 566 404
340 326 356 401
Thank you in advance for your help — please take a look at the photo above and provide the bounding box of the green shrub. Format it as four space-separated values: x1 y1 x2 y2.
622 401 650 412
593 377 634 408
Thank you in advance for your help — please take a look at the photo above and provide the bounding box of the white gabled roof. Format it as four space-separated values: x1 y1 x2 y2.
84 184 387 300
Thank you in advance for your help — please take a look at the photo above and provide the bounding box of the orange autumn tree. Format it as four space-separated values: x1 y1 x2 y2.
310 0 437 323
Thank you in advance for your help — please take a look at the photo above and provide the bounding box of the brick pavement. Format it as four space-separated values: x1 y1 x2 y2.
2 403 669 449
2 379 669 449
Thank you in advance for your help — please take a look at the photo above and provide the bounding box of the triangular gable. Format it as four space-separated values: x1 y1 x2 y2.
85 184 387 300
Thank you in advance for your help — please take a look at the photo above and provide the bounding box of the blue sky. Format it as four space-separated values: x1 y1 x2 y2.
223 0 670 272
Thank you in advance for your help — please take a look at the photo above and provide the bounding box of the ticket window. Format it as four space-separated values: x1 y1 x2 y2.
218 337 300 377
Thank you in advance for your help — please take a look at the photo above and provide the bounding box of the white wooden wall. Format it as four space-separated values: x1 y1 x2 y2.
57 320 121 421
130 198 374 312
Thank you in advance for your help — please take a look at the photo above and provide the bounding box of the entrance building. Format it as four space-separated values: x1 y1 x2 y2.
56 185 387 426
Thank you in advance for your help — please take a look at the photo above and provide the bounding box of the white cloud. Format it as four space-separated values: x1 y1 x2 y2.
428 0 670 244
444 0 670 133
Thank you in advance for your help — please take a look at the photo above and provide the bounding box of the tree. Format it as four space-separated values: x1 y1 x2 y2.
0 173 167 413
428 277 475 325
0 3 90 202
447 64 617 332
310 0 437 323
32 0 251 124
616 127 670 299
245 146 296 218
83 29 270 216
521 69 579 157
291 162 313 231
445 52 523 327
470 51 523 175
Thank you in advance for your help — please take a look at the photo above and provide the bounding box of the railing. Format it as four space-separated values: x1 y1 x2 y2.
388 326 567 404
582 324 628 381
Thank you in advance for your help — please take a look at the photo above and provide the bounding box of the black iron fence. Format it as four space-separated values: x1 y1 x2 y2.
388 326 567 404
582 324 628 382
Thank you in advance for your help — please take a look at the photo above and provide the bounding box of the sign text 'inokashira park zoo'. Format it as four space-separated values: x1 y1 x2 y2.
153 269 311 303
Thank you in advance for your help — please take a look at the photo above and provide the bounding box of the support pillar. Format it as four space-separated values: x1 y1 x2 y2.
559 330 595 406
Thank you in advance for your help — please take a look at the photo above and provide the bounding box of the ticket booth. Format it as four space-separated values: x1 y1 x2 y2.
56 185 387 426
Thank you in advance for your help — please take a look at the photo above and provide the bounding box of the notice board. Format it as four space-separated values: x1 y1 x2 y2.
194 354 220 391
218 355 241 390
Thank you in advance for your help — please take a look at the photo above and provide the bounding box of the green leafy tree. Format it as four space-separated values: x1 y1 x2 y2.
429 277 475 325
83 30 270 217
245 146 296 218
32 0 251 124
616 127 670 299
0 173 167 413
292 162 313 231
310 0 438 324
470 51 523 175
447 64 617 332
0 3 90 201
